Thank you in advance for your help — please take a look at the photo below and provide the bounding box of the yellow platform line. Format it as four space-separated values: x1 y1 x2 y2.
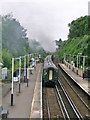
30 67 41 120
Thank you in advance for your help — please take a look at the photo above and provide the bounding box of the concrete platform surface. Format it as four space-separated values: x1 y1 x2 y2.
2 63 42 119
59 64 90 96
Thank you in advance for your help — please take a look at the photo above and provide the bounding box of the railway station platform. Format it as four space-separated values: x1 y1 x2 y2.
2 63 42 119
59 63 90 96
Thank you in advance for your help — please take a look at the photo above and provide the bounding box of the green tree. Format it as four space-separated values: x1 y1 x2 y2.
68 16 90 39
2 49 12 69
2 13 30 56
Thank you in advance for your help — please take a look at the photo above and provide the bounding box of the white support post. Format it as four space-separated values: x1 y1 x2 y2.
69 54 70 64
27 54 29 87
24 55 26 82
28 54 29 68
11 58 14 106
19 56 21 93
29 54 30 68
83 56 85 79
79 55 80 68
77 55 78 69
78 53 82 68
73 55 74 66
34 59 36 70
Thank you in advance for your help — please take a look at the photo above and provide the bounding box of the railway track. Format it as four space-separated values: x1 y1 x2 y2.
42 83 84 119
42 71 90 119
56 80 82 119
42 56 90 119
58 64 90 119
42 87 63 119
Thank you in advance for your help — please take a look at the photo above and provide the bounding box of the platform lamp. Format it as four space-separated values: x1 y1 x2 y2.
73 55 76 67
24 55 26 82
82 56 85 79
27 54 29 87
82 56 88 79
25 54 29 87
21 55 26 83
77 55 78 69
11 56 21 106
0 62 3 81
78 53 82 68
68 54 71 64
11 58 14 106
19 56 21 92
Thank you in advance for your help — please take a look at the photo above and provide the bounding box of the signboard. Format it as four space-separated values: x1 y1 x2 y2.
2 68 7 79
14 77 18 82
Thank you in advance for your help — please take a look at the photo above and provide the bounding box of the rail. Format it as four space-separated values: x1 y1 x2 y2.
55 85 70 119
59 67 90 110
46 89 50 119
55 80 83 119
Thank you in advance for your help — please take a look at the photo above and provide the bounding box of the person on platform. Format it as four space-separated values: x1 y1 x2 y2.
62 59 64 63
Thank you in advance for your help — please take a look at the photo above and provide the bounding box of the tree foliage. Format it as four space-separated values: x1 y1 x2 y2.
2 13 45 69
2 13 30 57
2 49 12 69
68 16 90 39
58 15 90 66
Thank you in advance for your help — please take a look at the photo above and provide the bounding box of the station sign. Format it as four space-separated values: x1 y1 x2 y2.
13 77 18 82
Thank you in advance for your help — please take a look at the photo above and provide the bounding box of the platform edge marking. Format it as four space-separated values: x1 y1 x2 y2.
30 67 41 120
40 73 42 118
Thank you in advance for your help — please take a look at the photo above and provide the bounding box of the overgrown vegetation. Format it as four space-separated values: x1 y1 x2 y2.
56 15 90 67
68 16 90 38
2 14 30 57
1 13 46 71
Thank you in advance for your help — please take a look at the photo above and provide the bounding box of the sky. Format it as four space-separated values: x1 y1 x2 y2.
0 0 89 52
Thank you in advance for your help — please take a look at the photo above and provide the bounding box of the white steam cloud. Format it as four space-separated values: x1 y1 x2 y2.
37 31 56 52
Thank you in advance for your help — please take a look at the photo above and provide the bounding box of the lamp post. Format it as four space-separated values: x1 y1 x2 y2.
24 55 26 82
69 54 71 64
77 55 78 69
72 55 77 67
21 55 26 83
0 62 3 80
78 53 82 68
19 56 21 93
11 58 14 106
11 57 21 105
72 55 75 68
83 56 86 79
27 54 29 87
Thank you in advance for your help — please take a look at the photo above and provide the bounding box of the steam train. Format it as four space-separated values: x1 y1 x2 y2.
42 55 58 86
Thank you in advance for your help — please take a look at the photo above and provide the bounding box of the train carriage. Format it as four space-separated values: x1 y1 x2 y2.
42 55 58 86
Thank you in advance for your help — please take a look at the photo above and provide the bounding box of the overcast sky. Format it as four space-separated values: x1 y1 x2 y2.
0 0 89 52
